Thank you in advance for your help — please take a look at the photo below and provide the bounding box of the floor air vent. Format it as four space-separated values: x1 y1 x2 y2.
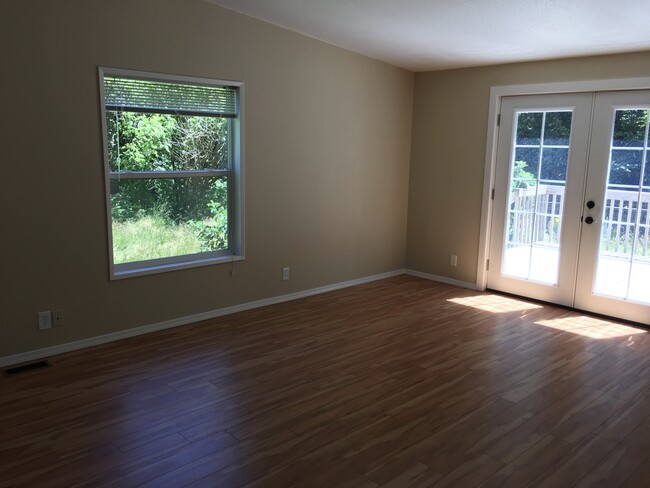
2 360 52 376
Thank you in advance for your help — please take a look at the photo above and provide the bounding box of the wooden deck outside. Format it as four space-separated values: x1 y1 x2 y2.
1 276 649 487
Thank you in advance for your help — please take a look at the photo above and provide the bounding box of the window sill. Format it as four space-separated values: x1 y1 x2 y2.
111 254 244 280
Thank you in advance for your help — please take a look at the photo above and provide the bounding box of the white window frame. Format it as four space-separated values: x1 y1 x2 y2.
98 67 245 280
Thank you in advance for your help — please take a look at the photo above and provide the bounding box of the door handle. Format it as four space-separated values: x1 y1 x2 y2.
584 216 595 224
586 200 595 209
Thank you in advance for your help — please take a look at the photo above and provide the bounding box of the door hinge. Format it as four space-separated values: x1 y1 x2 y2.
497 114 501 126
486 259 490 270
491 188 495 200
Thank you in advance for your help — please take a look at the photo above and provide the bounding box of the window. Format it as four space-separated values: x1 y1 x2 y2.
99 68 243 279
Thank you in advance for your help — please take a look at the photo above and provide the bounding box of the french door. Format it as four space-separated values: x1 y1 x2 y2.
488 91 650 325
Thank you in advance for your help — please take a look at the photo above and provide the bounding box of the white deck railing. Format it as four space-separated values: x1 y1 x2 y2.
602 189 650 257
509 185 565 247
509 185 650 258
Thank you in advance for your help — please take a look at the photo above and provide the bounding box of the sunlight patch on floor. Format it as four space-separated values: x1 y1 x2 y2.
447 295 543 313
535 315 647 339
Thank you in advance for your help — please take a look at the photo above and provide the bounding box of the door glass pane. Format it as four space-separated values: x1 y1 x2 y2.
594 109 650 304
502 111 572 284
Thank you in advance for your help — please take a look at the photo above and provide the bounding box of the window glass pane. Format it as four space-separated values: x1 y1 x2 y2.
612 109 648 147
513 147 539 183
594 108 649 304
503 110 572 285
609 149 643 188
540 148 569 182
629 185 649 303
516 112 543 145
106 111 229 172
543 112 572 146
110 176 229 264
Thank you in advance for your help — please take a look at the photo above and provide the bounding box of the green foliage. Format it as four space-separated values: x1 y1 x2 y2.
171 116 229 171
609 109 649 187
192 206 229 252
107 111 229 222
191 179 229 252
511 160 536 189
108 113 175 171
613 109 648 147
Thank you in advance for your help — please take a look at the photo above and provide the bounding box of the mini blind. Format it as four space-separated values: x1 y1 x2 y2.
103 76 238 117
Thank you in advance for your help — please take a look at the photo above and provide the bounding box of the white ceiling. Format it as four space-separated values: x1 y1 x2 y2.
205 0 650 72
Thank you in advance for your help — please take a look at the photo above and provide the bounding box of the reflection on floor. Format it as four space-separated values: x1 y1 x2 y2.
449 293 647 340
448 294 542 314
535 315 647 340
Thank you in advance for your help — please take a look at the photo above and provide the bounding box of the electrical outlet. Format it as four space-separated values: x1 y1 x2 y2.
52 309 64 327
450 254 458 267
38 311 52 331
282 267 290 281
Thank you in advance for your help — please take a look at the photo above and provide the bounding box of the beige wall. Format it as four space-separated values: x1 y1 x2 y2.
1 0 413 358
5 0 649 362
406 51 650 284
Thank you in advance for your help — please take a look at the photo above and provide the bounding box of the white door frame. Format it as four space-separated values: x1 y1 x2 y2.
477 77 650 291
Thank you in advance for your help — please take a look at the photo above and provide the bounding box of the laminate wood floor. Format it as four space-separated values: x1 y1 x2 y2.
1 276 649 487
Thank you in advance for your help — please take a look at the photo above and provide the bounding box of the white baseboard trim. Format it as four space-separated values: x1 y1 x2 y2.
0 269 406 368
405 269 480 291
